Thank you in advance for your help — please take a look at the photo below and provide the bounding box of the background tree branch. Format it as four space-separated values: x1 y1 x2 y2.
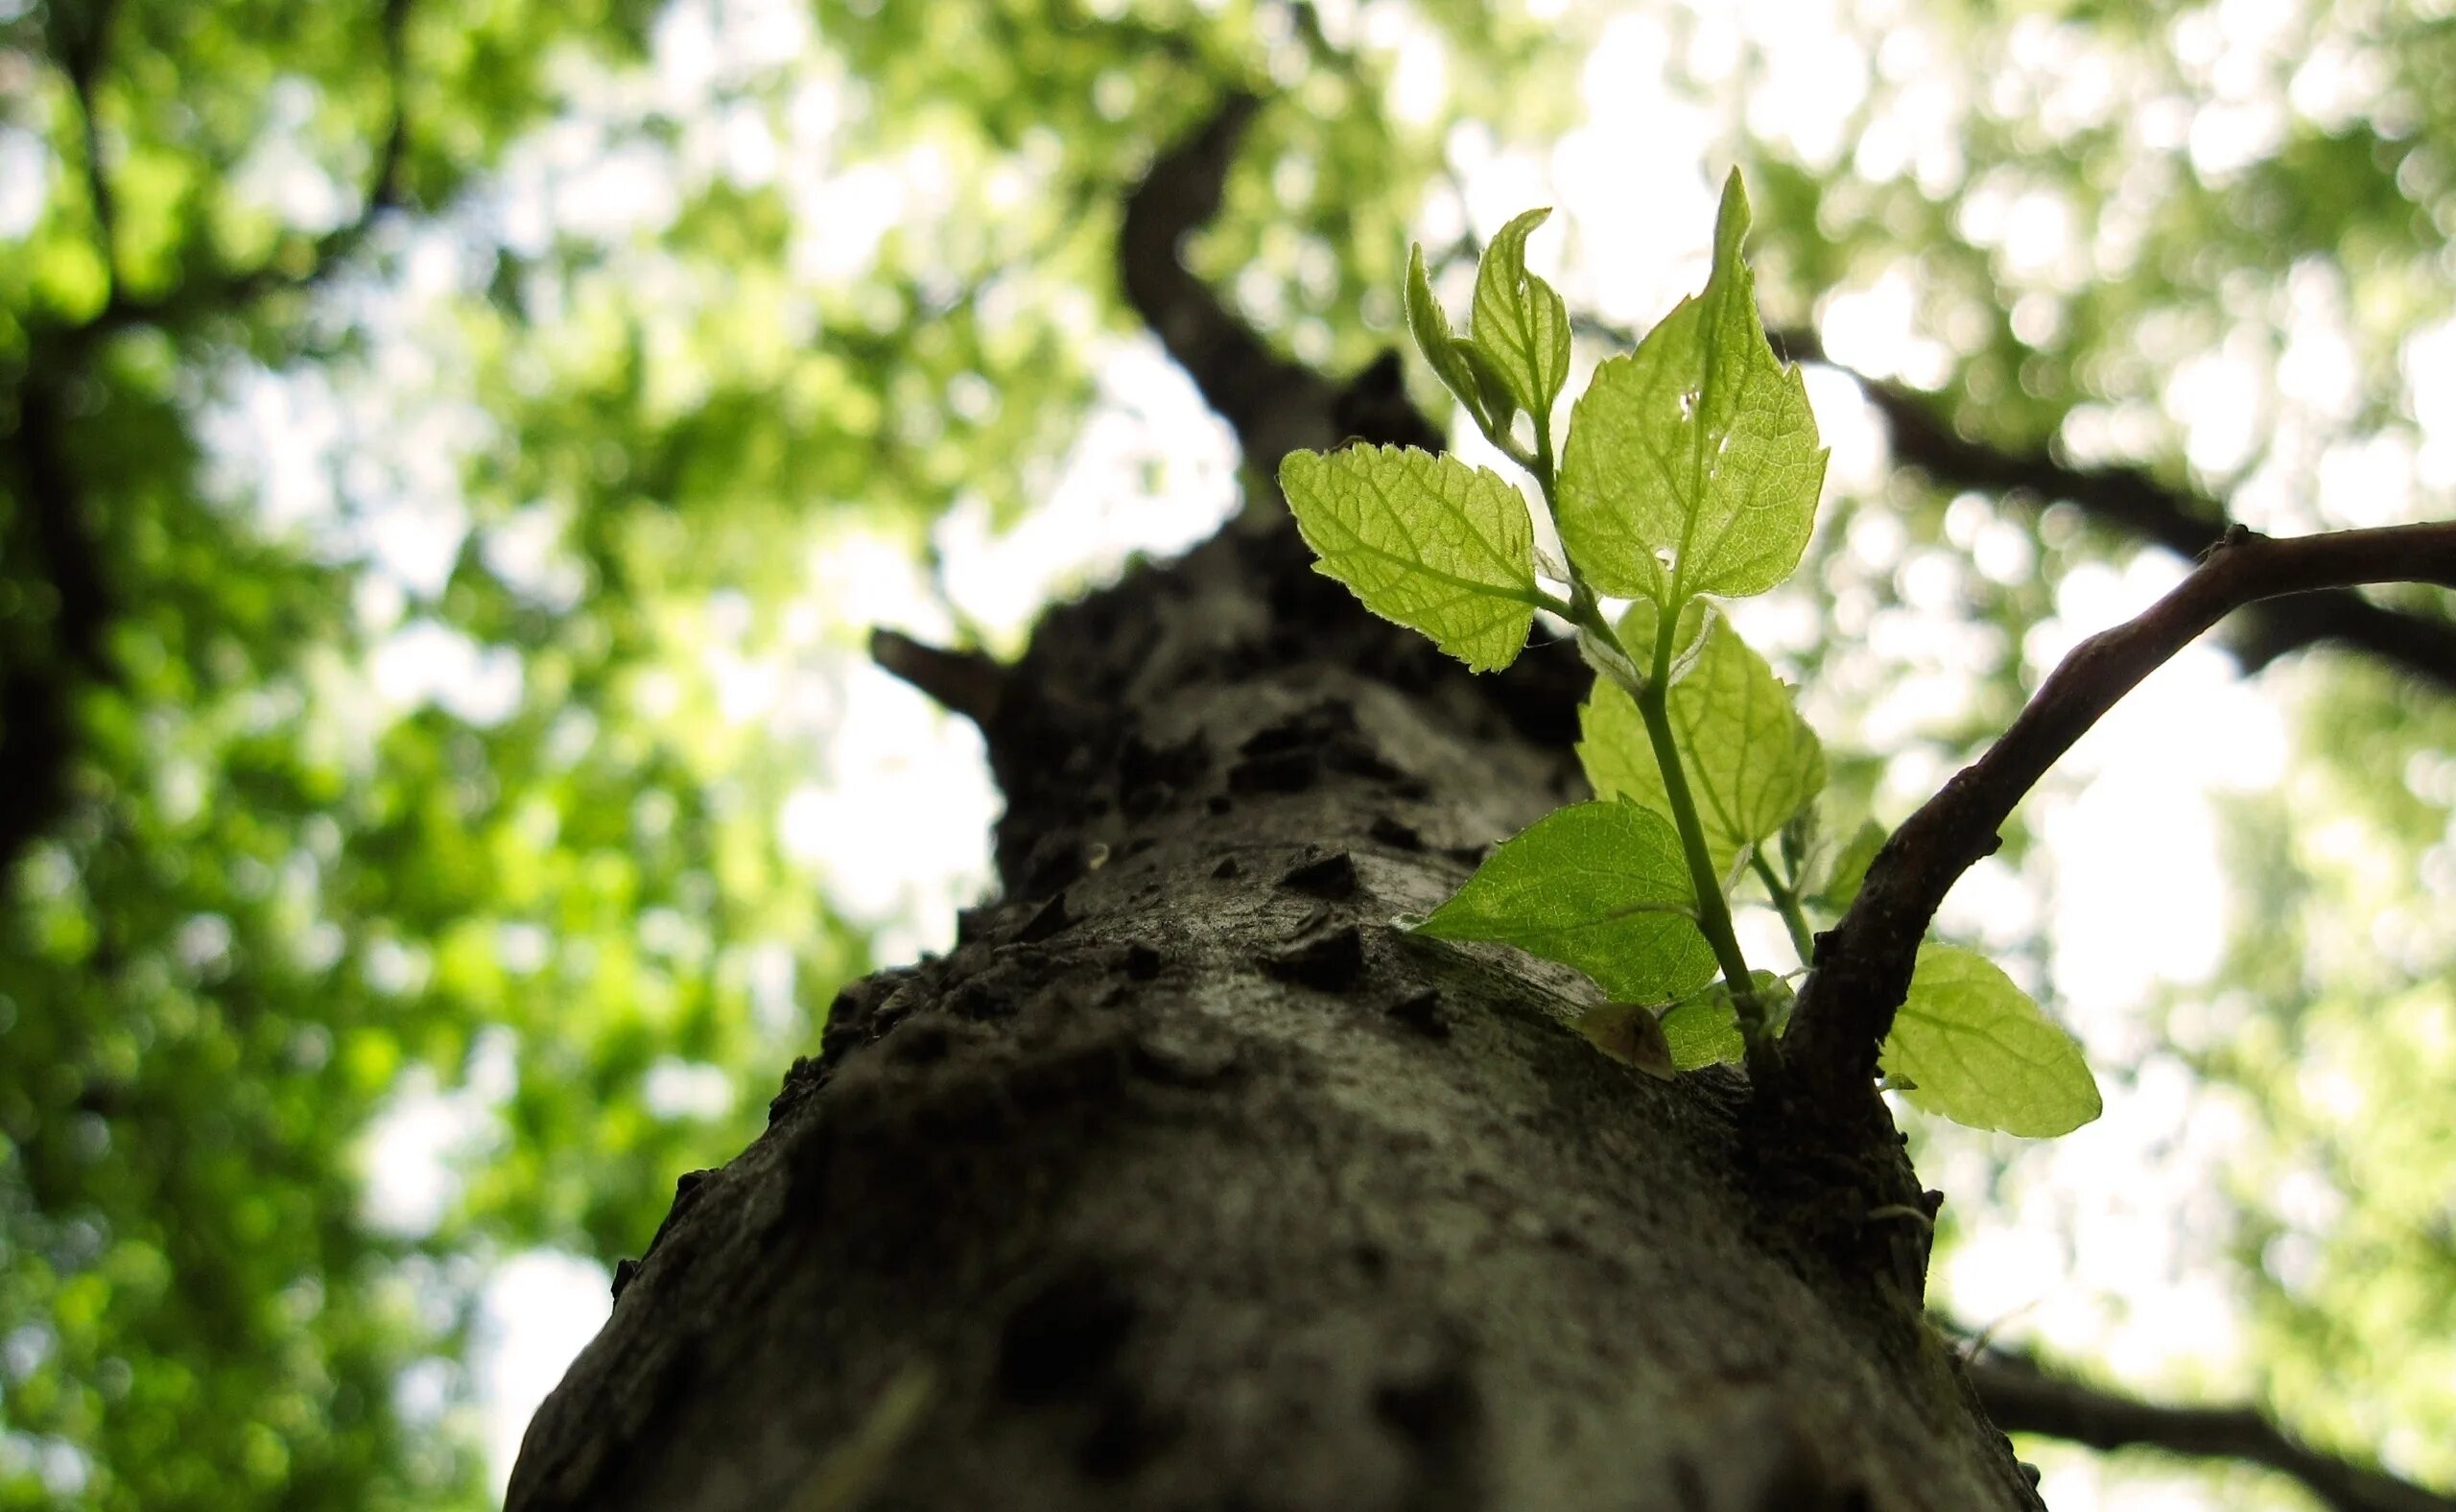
1966 1347 2456 1512
1774 324 2456 697
1117 91 1342 471
42 0 123 298
78 0 416 344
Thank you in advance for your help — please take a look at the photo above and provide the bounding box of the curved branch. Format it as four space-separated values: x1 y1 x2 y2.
1967 1351 2456 1512
1783 521 2456 1099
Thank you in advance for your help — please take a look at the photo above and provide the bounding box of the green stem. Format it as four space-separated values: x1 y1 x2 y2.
1751 850 1817 964
1523 424 1761 1049
1628 602 1763 1044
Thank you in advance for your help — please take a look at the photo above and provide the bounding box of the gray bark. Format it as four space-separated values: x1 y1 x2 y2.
505 101 2049 1512
504 500 2042 1512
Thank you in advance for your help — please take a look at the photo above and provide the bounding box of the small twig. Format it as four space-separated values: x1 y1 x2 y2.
870 629 1007 727
1782 521 2456 1099
1966 1348 2456 1512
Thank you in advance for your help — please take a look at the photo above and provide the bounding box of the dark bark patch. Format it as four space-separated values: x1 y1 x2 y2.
1017 892 1073 942
768 1053 824 1124
953 977 1017 1021
997 1264 1139 1404
1371 1360 1479 1453
888 1019 954 1065
1387 989 1448 1040
1119 729 1211 791
1262 924 1365 992
1324 742 1403 783
1443 842 1491 866
1239 702 1357 755
1077 1388 1181 1480
1021 835 1093 895
1277 851 1358 899
1121 781 1174 820
1122 943 1163 980
1228 746 1318 794
609 1257 639 1299
1368 815 1422 851
1211 857 1240 880
1206 793 1234 815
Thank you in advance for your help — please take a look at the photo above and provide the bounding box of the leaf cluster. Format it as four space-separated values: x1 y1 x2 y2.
1281 178 2099 1138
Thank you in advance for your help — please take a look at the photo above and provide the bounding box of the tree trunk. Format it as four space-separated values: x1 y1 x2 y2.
501 514 2043 1511
505 106 2048 1512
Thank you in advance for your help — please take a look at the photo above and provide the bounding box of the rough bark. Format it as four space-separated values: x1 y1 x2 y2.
505 492 2043 1512
506 103 2047 1512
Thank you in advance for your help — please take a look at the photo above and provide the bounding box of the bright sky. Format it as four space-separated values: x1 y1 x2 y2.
199 0 2437 1504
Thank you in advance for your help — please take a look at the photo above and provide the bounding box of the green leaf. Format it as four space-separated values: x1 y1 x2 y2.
1809 818 1886 914
1455 339 1520 433
1657 970 1792 1070
1470 207 1572 425
1278 443 1541 672
1405 243 1492 429
1555 171 1828 605
1577 616 1826 879
1882 946 2102 1137
1415 800 1717 1002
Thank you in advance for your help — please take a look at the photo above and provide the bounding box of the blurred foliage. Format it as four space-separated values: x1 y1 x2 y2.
0 0 2449 1509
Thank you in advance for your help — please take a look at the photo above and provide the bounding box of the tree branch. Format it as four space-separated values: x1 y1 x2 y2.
1782 521 2456 1101
1967 1349 2456 1512
78 0 416 343
1773 324 2456 697
0 376 118 890
1117 92 1340 471
43 0 123 300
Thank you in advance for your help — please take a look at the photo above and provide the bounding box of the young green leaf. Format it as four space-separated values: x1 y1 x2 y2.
1405 244 1495 431
1278 444 1542 672
1882 946 2102 1137
1657 970 1792 1071
1808 817 1886 914
1414 800 1718 1002
1470 207 1573 425
1578 616 1825 880
1554 171 1827 606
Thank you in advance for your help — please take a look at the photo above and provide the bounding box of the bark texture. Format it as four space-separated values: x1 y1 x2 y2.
506 498 2041 1512
506 103 2048 1512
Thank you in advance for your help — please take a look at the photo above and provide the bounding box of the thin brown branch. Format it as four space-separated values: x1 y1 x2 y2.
1967 1350 2456 1512
1782 521 2456 1101
870 629 1007 727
